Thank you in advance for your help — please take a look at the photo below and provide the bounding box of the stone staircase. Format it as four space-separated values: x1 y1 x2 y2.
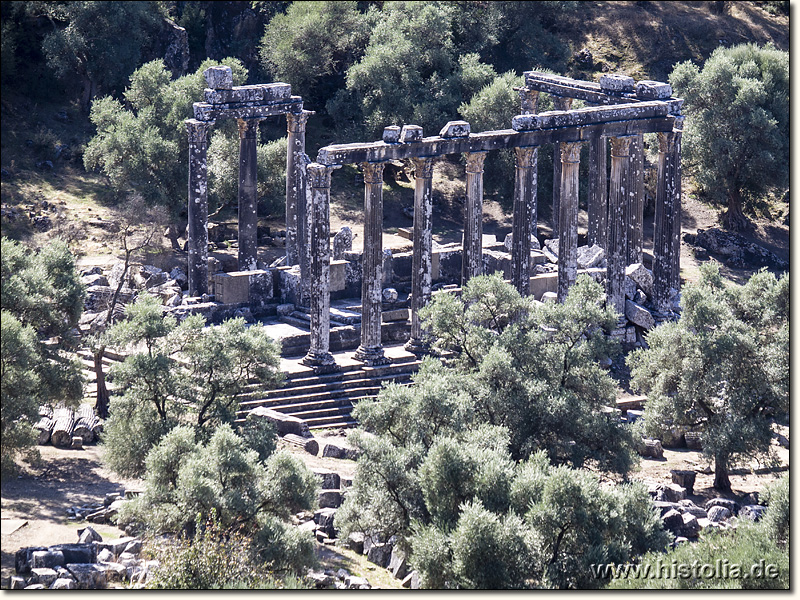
235 347 422 430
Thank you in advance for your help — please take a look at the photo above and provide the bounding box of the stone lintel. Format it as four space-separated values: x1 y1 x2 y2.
512 101 672 131
193 98 303 121
315 117 676 165
204 82 292 105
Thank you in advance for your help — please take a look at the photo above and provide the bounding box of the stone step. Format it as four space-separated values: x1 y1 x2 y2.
238 385 384 412
239 373 414 402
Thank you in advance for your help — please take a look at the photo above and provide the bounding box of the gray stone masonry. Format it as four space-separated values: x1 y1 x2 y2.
237 118 260 271
462 152 487 285
511 146 537 295
628 133 645 265
186 119 212 296
550 97 573 237
607 136 635 319
286 110 313 269
557 142 581 302
588 134 608 248
406 157 434 354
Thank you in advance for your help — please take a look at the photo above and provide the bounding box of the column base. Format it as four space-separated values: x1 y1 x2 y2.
301 350 339 373
404 338 431 356
354 345 391 366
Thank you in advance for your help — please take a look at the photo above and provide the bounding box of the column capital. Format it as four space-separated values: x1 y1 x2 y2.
610 136 635 157
287 109 314 134
237 118 261 139
560 141 582 164
307 163 340 189
465 151 487 174
186 119 213 143
514 146 538 168
361 161 386 185
552 96 574 111
412 157 435 179
657 131 678 154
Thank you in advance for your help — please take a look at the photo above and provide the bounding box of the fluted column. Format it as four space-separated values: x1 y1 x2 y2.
462 151 487 285
237 118 261 271
302 162 339 371
588 135 608 248
557 142 582 302
355 161 390 366
286 110 313 268
607 136 635 322
551 96 573 237
405 157 434 354
627 133 645 264
653 117 684 314
671 119 684 290
186 119 212 297
512 146 538 295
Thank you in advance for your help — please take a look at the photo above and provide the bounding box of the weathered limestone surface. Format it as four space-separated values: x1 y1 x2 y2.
186 119 212 296
607 136 635 318
511 146 538 295
588 135 608 248
627 134 645 264
237 118 260 271
355 162 389 366
286 110 313 268
462 152 487 285
406 157 434 354
557 142 581 302
550 97 573 237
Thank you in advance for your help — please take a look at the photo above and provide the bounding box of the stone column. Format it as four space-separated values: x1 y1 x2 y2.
627 133 645 264
671 118 684 290
551 96 573 237
302 163 339 371
557 142 582 302
186 119 212 297
405 157 434 354
588 135 608 248
355 161 390 366
653 118 684 314
286 110 313 268
518 87 540 242
461 151 487 285
237 118 260 271
607 136 635 322
517 87 540 115
512 146 538 296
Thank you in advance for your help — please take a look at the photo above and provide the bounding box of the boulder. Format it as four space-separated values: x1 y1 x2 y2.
314 508 338 538
577 244 606 269
543 239 559 263
346 576 371 589
97 537 138 558
624 276 638 300
625 263 654 297
678 501 707 519
671 470 697 495
322 443 344 458
625 299 655 329
739 505 766 522
707 506 731 522
652 501 681 517
124 540 142 555
96 549 114 563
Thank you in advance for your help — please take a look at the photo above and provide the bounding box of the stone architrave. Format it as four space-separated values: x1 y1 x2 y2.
557 142 582 302
237 118 261 271
653 118 684 313
551 96 573 237
355 162 390 366
512 146 538 295
588 134 608 248
462 152 487 285
186 119 213 296
406 157 434 354
627 133 645 265
286 110 313 268
607 136 635 320
302 162 339 371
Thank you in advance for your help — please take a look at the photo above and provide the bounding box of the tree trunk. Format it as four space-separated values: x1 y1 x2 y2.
722 187 750 231
713 456 732 491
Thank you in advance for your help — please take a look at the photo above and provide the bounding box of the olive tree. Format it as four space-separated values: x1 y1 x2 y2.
670 43 789 230
628 264 789 490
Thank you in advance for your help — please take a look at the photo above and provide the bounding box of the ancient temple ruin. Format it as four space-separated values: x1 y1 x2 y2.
185 68 683 372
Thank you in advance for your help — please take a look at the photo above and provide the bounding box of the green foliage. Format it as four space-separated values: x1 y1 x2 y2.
259 1 372 106
145 511 311 589
670 43 789 229
607 519 788 589
36 1 162 106
101 293 282 477
760 474 789 548
406 452 668 589
1 238 84 473
628 264 789 490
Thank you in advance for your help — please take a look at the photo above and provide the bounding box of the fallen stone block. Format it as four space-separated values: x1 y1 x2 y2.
661 509 684 531
77 526 103 544
15 547 48 573
367 542 392 568
97 537 137 558
671 470 697 495
625 299 655 329
32 550 64 570
705 497 738 514
51 578 77 590
248 406 311 437
707 506 731 522
685 431 703 450
389 546 409 580
49 543 96 565
663 483 687 503
739 505 766 522
680 513 700 537
30 567 58 587
10 576 26 589
66 563 108 589
625 263 654 297
319 490 343 509
313 470 341 490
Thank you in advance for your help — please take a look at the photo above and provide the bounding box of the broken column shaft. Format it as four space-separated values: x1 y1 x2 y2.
512 146 538 295
302 162 338 371
186 119 212 297
355 161 390 366
237 118 261 271
557 142 582 302
462 151 487 285
607 136 635 320
406 157 434 354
